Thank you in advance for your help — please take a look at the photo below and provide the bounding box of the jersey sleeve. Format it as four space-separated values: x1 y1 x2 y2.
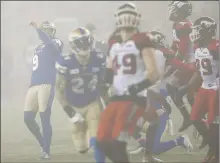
208 40 219 60
175 20 192 37
52 39 64 53
133 32 156 51
55 53 71 75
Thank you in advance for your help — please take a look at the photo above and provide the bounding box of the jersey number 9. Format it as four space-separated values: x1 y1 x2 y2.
32 55 39 71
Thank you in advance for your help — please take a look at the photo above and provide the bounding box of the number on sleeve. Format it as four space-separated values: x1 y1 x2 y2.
196 58 213 76
32 55 39 71
113 54 137 75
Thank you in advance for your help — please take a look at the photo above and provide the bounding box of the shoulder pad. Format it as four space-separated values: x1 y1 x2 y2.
132 32 155 50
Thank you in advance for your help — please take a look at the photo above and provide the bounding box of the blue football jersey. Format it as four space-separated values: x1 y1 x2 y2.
56 50 106 108
30 29 63 87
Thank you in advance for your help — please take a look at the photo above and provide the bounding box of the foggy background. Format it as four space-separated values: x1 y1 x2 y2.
1 1 219 161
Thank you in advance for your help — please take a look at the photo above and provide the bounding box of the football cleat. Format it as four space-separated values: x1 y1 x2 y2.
181 135 193 152
39 152 50 159
142 155 163 163
129 145 144 154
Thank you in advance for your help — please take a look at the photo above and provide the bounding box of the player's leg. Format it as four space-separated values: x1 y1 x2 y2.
69 107 87 154
38 84 54 157
24 86 44 149
191 88 209 149
96 102 118 162
147 104 193 154
86 101 105 163
166 83 192 132
109 101 137 163
206 90 219 162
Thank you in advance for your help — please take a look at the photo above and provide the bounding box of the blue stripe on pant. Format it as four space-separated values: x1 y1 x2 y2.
146 113 177 154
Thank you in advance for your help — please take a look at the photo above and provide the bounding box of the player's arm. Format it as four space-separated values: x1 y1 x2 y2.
142 47 159 83
30 21 62 52
55 56 76 119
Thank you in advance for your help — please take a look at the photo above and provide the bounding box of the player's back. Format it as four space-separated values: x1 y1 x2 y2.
194 39 219 90
109 32 151 96
30 38 62 87
57 49 105 107
172 19 193 60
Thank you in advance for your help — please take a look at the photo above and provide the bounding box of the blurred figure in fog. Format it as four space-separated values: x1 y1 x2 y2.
24 20 63 159
86 23 108 55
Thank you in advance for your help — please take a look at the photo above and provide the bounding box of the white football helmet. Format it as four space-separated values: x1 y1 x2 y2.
114 2 141 29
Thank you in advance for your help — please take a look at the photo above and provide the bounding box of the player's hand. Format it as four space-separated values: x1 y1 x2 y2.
30 21 38 29
69 113 84 124
156 108 166 117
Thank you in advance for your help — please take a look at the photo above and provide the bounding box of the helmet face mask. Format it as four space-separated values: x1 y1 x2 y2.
68 27 94 59
149 31 166 47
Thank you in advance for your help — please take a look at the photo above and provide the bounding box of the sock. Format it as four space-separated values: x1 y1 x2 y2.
90 137 105 163
193 120 209 148
40 110 52 154
24 111 44 147
132 132 146 147
111 140 130 163
208 123 219 161
40 103 53 154
151 114 178 154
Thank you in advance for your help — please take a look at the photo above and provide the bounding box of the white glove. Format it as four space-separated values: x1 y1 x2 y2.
69 112 84 124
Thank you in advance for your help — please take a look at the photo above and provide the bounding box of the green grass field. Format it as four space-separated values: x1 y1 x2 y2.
1 101 207 162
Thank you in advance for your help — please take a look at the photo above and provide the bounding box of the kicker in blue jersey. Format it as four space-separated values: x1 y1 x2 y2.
56 50 105 108
30 27 63 87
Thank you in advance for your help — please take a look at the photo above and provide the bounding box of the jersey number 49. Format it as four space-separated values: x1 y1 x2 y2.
113 54 137 75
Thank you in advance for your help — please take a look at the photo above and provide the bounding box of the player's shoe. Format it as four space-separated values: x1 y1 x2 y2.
142 155 163 163
129 145 144 154
39 152 50 159
181 135 193 152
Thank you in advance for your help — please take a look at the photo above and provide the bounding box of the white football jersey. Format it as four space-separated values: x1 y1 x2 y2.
195 47 219 90
109 40 146 96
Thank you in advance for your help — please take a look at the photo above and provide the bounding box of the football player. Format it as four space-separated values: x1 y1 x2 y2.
140 30 193 162
85 23 108 55
167 0 195 132
55 27 106 161
167 1 213 150
130 31 175 157
95 3 165 163
24 21 63 159
183 16 219 163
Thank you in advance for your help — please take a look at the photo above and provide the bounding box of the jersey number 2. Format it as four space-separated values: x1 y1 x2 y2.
196 58 213 76
113 54 136 75
32 55 39 71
